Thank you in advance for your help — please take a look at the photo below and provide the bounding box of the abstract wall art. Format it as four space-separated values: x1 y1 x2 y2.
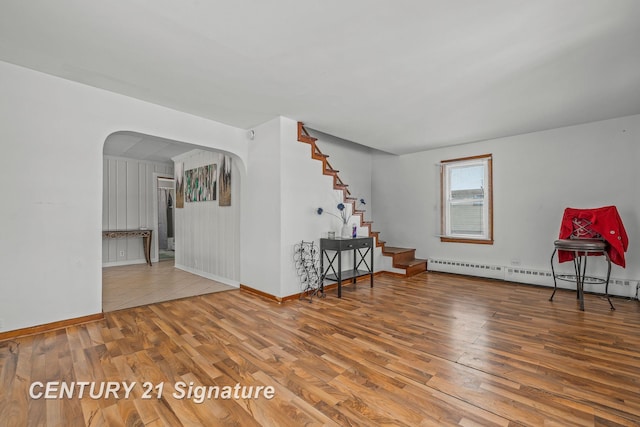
219 155 232 206
185 163 217 202
175 161 184 208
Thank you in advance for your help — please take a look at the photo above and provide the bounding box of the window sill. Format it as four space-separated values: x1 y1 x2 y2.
440 237 494 245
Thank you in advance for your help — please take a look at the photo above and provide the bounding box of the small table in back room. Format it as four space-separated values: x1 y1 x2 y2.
102 229 153 266
320 237 374 298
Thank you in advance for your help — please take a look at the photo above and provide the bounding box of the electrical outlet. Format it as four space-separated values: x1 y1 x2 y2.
119 250 125 257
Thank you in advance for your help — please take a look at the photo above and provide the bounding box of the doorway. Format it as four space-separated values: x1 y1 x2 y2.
157 177 175 261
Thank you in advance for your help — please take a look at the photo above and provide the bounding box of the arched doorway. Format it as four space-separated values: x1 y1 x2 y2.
102 131 242 311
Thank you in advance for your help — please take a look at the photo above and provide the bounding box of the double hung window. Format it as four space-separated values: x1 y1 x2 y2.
440 154 493 244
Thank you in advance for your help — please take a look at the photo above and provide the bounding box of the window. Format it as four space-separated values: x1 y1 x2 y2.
440 154 493 244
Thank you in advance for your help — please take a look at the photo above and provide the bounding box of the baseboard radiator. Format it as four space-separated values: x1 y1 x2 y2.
428 259 505 281
427 258 638 298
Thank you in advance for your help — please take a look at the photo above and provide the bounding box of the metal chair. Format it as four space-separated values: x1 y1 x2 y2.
550 217 614 311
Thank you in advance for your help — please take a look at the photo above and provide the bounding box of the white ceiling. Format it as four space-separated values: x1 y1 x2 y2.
1 1 639 155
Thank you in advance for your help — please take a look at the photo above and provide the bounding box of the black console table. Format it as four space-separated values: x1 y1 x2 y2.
320 237 374 298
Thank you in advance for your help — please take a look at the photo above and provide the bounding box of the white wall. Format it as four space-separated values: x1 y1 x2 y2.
174 149 241 285
241 117 368 298
240 117 283 296
372 114 640 295
0 60 248 332
280 118 347 297
102 156 173 266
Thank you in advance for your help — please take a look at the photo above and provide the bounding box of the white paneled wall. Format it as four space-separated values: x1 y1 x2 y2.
102 156 173 265
174 150 240 284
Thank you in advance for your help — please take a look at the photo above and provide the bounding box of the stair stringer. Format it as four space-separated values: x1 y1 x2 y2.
296 122 426 277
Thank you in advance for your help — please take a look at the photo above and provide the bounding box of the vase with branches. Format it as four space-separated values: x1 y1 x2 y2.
316 199 366 237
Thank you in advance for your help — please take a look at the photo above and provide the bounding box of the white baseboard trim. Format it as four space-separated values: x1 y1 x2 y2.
102 259 148 268
174 264 240 288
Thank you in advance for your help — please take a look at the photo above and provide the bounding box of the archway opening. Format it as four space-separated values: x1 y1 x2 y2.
101 131 242 311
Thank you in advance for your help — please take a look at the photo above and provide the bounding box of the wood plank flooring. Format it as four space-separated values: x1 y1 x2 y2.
2 272 640 426
102 261 236 312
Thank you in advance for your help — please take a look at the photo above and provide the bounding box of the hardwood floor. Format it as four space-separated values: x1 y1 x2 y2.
2 272 640 426
102 261 236 312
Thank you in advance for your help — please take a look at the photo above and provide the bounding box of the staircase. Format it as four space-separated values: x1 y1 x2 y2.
297 122 427 277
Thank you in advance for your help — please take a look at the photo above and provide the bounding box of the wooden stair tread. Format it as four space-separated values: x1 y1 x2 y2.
382 246 415 255
395 258 428 268
299 135 317 143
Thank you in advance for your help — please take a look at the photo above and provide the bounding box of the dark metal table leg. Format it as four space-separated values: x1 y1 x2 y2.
550 248 558 301
337 251 342 298
575 254 585 311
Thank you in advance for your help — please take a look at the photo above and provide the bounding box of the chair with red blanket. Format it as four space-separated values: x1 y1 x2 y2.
550 206 627 311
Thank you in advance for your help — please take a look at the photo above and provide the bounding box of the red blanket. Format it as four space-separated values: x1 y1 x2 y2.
557 206 628 267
